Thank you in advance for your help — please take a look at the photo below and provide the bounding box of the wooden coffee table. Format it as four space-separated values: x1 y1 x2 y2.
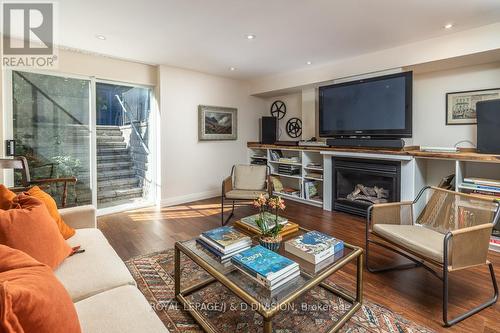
174 227 363 333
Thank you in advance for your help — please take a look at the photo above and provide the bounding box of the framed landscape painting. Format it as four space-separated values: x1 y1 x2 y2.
446 88 500 125
198 105 237 141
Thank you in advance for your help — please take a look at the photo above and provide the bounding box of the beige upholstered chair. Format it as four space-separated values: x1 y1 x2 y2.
366 186 499 326
221 164 272 225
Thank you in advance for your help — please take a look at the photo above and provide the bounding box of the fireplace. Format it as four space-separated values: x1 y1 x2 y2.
332 158 401 216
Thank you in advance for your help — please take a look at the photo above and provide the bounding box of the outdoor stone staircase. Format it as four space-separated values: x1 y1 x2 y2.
97 125 144 205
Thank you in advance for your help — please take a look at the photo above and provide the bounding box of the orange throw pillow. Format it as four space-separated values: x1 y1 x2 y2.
0 245 81 333
0 194 72 269
0 185 16 210
26 186 75 239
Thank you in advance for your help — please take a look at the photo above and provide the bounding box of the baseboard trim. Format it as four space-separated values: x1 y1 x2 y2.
160 189 220 207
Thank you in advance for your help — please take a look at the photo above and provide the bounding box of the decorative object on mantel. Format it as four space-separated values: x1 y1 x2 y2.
286 117 302 138
270 100 287 119
125 249 437 333
198 105 237 141
253 194 286 251
446 88 500 125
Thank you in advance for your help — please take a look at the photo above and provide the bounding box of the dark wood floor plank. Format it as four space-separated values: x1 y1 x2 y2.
98 198 500 333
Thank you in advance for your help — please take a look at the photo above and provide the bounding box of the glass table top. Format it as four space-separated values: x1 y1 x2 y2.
177 228 358 310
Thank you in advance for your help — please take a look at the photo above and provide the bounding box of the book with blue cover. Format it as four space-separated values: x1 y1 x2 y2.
284 231 344 264
200 226 251 254
196 238 250 263
231 245 299 286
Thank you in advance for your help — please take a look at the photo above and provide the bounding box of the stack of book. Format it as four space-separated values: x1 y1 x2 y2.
460 177 500 201
231 245 300 290
278 156 300 164
278 164 301 175
234 212 299 237
197 226 252 264
285 231 344 264
281 187 301 197
490 235 500 253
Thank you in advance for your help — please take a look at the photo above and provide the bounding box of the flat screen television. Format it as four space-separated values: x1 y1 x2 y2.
319 71 412 138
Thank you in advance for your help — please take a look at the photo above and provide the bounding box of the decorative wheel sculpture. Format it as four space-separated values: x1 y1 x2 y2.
270 100 287 119
286 118 302 138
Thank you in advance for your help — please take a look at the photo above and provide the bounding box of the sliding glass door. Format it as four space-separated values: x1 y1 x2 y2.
11 71 92 206
6 70 157 211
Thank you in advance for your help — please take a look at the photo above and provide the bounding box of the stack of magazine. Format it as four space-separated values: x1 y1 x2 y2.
231 245 300 291
460 177 500 200
234 212 299 237
285 231 344 264
197 226 252 264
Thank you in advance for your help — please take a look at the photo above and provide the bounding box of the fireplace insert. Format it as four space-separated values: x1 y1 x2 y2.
332 158 401 216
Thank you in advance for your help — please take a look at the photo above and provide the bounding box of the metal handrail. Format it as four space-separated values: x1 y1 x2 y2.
14 71 90 131
114 95 150 155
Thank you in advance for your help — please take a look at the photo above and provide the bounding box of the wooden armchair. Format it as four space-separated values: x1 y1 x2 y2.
0 156 77 208
221 164 272 225
366 186 499 326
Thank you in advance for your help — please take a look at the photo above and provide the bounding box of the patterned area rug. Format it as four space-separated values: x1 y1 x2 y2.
125 249 435 333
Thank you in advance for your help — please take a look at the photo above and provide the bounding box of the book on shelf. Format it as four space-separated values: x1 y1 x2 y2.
269 150 283 161
199 226 252 254
234 220 299 237
278 157 300 163
463 177 500 188
305 172 323 179
460 182 500 194
306 162 322 168
490 236 500 252
284 231 344 264
231 245 299 289
281 187 301 196
304 181 319 200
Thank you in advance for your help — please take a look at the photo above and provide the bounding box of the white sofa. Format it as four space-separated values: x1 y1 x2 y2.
55 205 169 333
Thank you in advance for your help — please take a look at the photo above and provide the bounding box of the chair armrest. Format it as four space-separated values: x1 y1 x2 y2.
59 205 96 229
447 223 493 271
222 176 232 196
368 201 413 230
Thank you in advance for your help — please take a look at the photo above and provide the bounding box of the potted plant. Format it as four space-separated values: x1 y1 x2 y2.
253 194 286 251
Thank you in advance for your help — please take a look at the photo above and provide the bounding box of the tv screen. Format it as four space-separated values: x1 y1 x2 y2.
319 71 412 138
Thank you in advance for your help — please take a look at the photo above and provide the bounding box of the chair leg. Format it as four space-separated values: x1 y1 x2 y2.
443 262 498 327
221 199 235 226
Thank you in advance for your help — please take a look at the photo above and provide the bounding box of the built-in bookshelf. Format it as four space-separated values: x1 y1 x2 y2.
248 147 324 208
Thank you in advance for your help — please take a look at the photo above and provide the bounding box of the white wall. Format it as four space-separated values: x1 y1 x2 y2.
264 93 301 141
413 62 500 146
159 66 266 205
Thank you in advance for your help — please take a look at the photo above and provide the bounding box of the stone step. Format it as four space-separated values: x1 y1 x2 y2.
97 177 139 189
97 141 127 149
97 161 134 171
97 147 129 155
97 169 136 180
97 153 131 162
97 135 124 143
96 125 122 130
96 130 123 137
98 187 143 199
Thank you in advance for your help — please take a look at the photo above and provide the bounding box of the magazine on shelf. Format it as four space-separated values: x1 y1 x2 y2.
460 183 500 194
200 226 251 254
304 181 319 200
231 245 299 286
463 177 500 188
284 231 344 264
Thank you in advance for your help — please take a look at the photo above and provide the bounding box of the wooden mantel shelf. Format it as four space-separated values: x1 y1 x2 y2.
247 142 500 163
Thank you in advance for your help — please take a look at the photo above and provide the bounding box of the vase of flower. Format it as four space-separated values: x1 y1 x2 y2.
253 194 286 251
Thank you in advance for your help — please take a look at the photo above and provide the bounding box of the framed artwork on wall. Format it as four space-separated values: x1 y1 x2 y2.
446 88 500 125
198 105 237 141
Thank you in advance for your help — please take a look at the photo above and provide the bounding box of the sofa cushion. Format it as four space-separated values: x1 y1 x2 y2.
373 224 446 263
234 164 267 190
225 189 269 200
55 229 135 302
0 194 72 269
0 245 81 333
75 285 168 333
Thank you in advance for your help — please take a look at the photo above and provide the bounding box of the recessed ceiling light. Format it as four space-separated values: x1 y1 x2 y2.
95 34 106 40
229 67 236 71
245 34 256 40
444 23 453 29
306 61 312 65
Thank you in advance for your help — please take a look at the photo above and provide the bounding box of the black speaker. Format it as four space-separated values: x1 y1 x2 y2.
477 99 500 154
261 117 277 144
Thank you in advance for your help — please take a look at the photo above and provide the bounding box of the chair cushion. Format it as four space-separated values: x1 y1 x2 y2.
372 224 446 263
75 285 169 333
225 189 269 200
0 245 81 333
55 229 136 302
234 165 267 190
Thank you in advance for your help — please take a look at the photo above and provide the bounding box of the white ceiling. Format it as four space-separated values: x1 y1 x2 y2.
57 0 500 79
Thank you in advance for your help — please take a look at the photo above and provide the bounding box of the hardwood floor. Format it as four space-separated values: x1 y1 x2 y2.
98 198 500 333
